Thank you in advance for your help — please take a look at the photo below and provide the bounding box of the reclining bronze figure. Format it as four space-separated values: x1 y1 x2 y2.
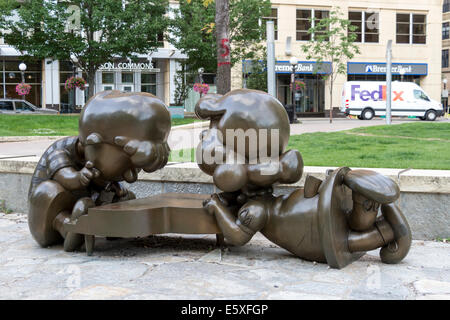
27 88 411 269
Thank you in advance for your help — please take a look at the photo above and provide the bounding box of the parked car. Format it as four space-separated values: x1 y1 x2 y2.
341 81 444 121
0 99 58 114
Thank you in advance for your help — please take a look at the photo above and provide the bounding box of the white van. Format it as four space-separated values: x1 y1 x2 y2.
340 81 444 121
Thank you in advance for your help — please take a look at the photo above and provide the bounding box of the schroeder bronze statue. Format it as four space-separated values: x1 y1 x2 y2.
27 88 412 269
28 91 171 253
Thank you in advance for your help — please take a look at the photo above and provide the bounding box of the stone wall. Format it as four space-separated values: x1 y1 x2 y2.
1 159 449 240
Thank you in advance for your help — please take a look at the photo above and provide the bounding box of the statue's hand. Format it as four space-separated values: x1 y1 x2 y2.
203 194 222 215
79 161 100 187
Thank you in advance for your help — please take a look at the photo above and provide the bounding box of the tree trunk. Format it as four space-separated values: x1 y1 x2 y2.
329 78 333 124
215 0 231 95
87 69 96 100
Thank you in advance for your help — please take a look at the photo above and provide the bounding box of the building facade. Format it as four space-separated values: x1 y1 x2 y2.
0 1 185 111
234 0 443 117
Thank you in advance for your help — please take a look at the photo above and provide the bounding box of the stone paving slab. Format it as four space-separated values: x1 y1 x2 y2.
0 212 449 300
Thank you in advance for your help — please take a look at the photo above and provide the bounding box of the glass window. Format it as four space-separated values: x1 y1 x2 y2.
141 73 156 84
0 100 13 111
15 101 35 111
445 0 450 13
364 12 379 43
102 72 114 84
396 13 411 44
349 11 362 42
397 13 427 44
262 8 278 40
141 73 156 95
314 10 329 40
414 90 430 101
443 50 449 68
443 22 450 40
412 14 426 44
122 72 133 83
296 9 312 41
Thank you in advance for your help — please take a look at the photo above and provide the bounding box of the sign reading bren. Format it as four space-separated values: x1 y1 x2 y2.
275 61 331 74
348 62 427 76
99 61 160 72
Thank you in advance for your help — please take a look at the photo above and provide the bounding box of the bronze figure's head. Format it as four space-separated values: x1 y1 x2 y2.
195 89 303 192
79 91 171 183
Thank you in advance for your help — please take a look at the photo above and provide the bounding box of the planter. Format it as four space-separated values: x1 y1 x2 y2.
169 106 185 119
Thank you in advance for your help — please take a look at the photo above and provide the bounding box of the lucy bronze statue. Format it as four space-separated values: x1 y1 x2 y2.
198 89 412 268
28 91 171 252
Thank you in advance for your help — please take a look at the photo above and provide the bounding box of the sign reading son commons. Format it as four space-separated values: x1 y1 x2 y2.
99 62 160 72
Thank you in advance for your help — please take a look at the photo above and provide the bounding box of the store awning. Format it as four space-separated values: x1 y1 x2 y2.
0 46 23 56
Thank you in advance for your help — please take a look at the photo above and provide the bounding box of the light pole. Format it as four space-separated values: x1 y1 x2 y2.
198 67 205 98
19 62 27 101
289 56 299 123
444 79 448 114
70 55 78 112
399 68 406 82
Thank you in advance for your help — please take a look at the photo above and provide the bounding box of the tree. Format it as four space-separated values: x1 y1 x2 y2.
215 0 230 94
169 0 270 93
302 7 360 123
244 51 267 92
0 0 169 99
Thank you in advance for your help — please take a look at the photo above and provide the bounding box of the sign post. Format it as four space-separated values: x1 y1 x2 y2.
386 40 393 125
266 21 276 97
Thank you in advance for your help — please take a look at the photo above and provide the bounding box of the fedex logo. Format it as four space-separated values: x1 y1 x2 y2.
351 85 404 102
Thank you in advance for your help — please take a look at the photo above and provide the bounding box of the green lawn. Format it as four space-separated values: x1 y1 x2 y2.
0 114 197 136
170 123 450 170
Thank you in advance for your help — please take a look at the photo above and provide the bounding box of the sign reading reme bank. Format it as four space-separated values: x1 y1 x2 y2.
275 61 331 74
348 62 427 76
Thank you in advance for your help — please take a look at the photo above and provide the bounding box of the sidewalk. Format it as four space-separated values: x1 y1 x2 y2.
0 212 448 300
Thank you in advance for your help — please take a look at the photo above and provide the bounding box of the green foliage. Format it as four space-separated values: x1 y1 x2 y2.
173 63 198 106
169 0 271 74
245 59 267 92
0 0 169 97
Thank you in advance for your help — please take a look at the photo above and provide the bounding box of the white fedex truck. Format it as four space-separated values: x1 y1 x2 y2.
340 81 444 121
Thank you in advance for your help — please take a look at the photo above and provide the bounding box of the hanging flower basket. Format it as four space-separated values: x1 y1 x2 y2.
291 80 306 91
16 83 32 96
193 83 210 95
65 76 86 91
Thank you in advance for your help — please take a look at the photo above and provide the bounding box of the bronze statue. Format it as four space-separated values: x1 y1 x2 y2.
28 91 171 252
27 88 412 269
197 89 412 268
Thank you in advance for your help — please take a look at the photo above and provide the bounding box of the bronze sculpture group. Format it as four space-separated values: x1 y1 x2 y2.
28 89 411 269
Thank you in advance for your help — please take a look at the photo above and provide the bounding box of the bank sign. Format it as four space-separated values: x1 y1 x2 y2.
275 61 331 74
99 61 160 72
348 62 428 76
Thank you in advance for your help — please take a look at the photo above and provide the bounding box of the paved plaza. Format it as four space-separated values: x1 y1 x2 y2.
0 212 448 300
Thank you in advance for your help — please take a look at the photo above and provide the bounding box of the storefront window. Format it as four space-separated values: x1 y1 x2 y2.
141 72 157 95
59 60 76 110
2 59 42 107
122 72 133 83
277 74 325 114
102 72 114 84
